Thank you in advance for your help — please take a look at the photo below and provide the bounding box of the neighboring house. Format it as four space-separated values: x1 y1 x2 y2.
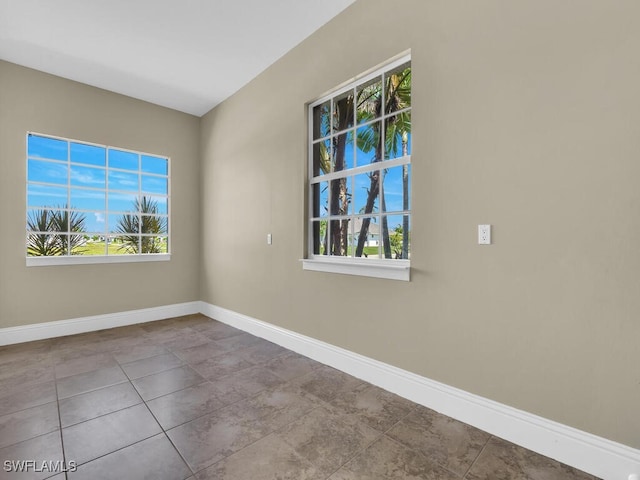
351 217 379 248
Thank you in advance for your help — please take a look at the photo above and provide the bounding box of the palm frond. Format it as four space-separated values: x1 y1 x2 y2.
116 196 166 253
26 207 87 256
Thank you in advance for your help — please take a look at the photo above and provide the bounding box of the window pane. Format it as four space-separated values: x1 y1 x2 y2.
157 237 169 254
385 111 411 160
28 184 67 208
141 175 167 195
71 143 105 166
71 165 106 188
330 177 352 216
381 165 410 213
312 140 330 176
49 209 88 235
55 234 70 256
329 217 350 257
147 195 168 215
82 237 109 256
312 101 331 140
108 170 139 192
356 121 381 166
78 211 107 233
67 231 89 255
71 189 106 211
332 130 353 171
108 193 138 213
141 155 168 175
140 235 167 253
312 181 329 218
109 149 139 170
27 209 57 232
28 159 68 185
28 135 68 161
384 214 410 259
110 236 138 254
356 76 382 124
27 233 64 257
141 215 168 235
353 171 379 215
352 217 379 258
312 220 328 255
384 62 411 113
332 90 354 132
109 213 138 234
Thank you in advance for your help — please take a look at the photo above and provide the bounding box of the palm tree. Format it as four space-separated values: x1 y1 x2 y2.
27 207 86 256
52 209 87 255
116 196 167 253
27 209 59 256
313 96 353 256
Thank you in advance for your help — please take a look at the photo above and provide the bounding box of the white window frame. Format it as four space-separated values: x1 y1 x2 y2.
25 132 171 266
303 53 411 281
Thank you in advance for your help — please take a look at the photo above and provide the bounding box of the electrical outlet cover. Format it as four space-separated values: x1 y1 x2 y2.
478 224 491 244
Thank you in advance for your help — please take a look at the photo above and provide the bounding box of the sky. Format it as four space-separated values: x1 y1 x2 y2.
27 135 169 233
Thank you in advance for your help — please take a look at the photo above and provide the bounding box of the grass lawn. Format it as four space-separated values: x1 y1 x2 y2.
76 241 121 255
363 246 379 256
346 246 380 256
319 246 381 257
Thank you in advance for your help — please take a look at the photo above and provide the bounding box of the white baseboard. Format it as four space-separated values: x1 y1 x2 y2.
199 301 640 480
0 301 201 346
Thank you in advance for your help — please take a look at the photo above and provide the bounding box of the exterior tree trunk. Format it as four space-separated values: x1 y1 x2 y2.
329 95 353 256
380 169 392 258
355 170 380 257
355 115 384 258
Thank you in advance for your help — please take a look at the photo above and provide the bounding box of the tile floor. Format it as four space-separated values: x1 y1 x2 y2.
0 314 599 480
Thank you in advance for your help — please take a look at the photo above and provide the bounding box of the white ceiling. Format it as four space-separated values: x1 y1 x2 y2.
0 0 355 116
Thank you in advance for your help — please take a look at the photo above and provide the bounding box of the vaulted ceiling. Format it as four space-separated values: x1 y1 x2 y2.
0 0 355 116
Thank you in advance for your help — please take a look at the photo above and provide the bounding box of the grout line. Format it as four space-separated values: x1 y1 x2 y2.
53 379 69 479
463 434 493 479
59 398 142 427
69 433 165 470
139 394 197 477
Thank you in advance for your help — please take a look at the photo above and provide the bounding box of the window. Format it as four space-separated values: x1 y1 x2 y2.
26 133 170 266
303 55 411 281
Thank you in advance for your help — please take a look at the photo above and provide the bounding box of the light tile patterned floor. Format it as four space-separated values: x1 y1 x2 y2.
0 314 600 479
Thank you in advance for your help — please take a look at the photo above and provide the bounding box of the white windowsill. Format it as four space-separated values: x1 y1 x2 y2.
26 254 171 267
301 257 410 281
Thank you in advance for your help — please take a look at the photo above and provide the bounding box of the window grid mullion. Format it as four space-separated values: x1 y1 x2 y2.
138 153 142 253
66 139 71 254
311 155 410 184
27 134 169 260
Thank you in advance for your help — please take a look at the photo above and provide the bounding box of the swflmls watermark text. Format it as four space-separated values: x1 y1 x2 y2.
3 460 77 473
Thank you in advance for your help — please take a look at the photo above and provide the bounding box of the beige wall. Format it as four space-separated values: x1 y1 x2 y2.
0 61 201 326
200 0 640 448
1 0 638 452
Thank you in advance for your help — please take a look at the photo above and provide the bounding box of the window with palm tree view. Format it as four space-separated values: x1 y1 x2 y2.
26 133 169 263
308 56 411 270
